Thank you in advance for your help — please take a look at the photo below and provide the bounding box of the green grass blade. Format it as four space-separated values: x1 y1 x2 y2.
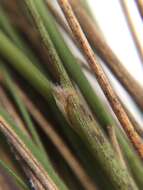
0 7 39 67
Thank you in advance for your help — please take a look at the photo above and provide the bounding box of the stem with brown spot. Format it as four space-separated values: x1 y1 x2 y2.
17 86 97 190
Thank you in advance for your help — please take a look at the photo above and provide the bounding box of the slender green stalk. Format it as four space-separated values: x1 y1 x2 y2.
0 7 38 66
24 0 72 89
2 70 48 161
0 31 52 100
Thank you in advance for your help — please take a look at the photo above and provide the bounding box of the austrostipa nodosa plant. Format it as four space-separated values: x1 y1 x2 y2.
0 0 143 189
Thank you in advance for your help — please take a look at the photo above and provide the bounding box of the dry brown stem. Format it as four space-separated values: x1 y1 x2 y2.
58 0 143 159
0 117 58 190
0 87 46 190
69 0 143 110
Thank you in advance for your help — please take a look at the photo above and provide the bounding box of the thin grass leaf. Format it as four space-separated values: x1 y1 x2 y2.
24 0 72 89
0 7 39 66
2 69 48 160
